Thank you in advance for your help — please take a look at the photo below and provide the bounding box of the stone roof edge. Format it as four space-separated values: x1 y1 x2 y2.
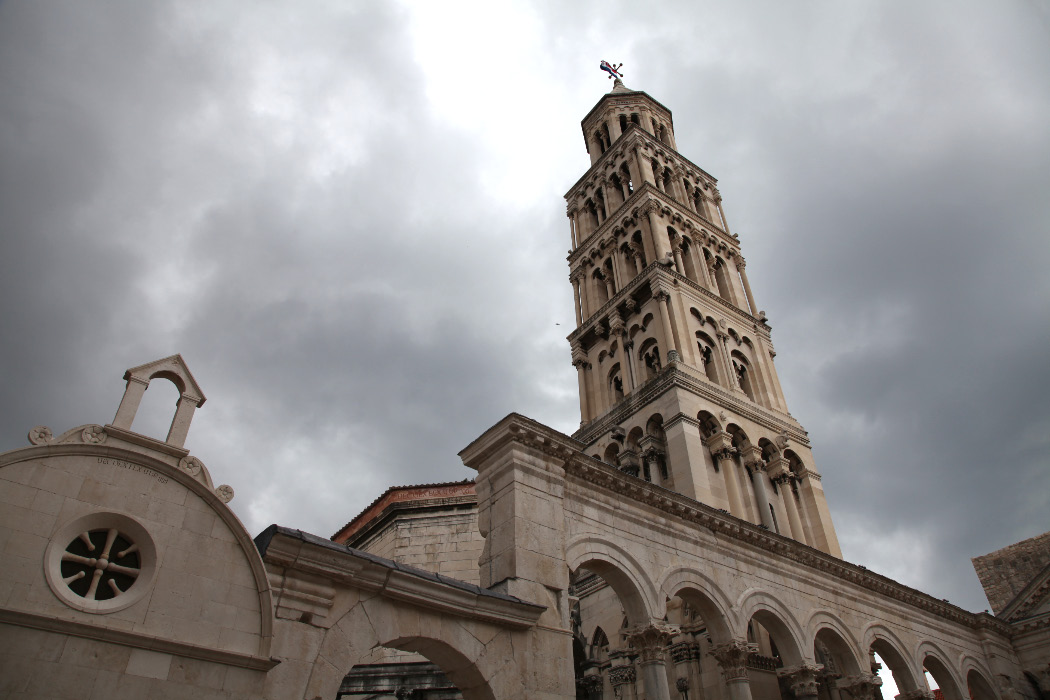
580 88 674 132
331 479 475 541
255 525 545 629
340 494 479 550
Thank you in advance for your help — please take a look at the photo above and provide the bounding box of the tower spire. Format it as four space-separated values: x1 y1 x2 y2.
563 84 842 557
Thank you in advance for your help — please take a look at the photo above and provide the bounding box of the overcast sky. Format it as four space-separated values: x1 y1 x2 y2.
1 1 1047 615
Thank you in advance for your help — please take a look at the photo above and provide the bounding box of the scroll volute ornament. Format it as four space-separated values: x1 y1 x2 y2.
708 640 751 683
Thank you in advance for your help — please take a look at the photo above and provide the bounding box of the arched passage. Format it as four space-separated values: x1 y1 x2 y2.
566 536 661 626
660 566 737 643
302 598 515 700
810 612 865 677
967 667 999 700
864 625 921 694
737 589 806 666
920 645 965 700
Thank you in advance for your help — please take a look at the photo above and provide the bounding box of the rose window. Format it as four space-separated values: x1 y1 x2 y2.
45 512 157 613
60 528 141 601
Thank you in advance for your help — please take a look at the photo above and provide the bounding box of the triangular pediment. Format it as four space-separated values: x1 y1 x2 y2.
123 354 206 404
1001 560 1050 622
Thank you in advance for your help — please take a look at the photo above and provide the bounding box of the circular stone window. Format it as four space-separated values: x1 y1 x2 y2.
44 512 157 614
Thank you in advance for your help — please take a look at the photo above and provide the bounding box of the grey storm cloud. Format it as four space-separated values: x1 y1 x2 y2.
1 0 1048 614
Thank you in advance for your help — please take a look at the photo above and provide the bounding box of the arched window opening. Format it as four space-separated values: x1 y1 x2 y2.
658 124 669 145
680 237 700 283
731 352 755 401
618 114 628 133
695 332 719 384
693 190 706 218
608 364 624 403
603 258 616 294
620 162 634 195
594 130 606 155
713 258 733 301
585 199 600 232
595 188 608 222
603 442 620 466
592 270 610 307
661 168 673 194
640 339 661 380
924 656 965 700
630 113 640 126
129 377 182 443
632 231 647 267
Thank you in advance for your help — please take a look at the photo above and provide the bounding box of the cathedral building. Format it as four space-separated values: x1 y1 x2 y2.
0 80 1046 700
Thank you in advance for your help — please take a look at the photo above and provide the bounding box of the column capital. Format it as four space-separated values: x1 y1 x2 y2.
836 673 883 700
708 640 752 683
626 623 678 664
705 431 733 454
572 358 591 370
894 691 936 700
739 444 764 468
608 664 637 688
735 256 747 270
778 663 825 699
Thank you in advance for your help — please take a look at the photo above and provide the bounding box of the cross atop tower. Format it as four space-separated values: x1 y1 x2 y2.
563 83 841 556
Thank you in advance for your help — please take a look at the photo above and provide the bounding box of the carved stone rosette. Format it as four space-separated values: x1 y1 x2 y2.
709 640 751 683
836 673 883 700
778 664 825 699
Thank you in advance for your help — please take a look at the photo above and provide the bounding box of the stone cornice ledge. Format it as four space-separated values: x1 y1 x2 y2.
460 413 1012 638
256 526 545 630
0 607 279 671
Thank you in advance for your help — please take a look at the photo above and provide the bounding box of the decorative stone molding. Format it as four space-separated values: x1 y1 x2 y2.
709 640 751 683
29 424 109 446
215 484 235 503
669 641 699 664
778 663 824 698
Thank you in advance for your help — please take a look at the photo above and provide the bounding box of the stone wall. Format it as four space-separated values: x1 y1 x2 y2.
972 532 1050 615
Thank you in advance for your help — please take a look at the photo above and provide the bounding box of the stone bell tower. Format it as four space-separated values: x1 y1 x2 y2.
565 79 841 557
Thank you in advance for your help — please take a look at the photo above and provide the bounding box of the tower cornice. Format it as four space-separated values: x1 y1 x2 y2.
567 184 735 267
567 263 765 345
571 357 807 448
564 126 718 205
580 89 674 134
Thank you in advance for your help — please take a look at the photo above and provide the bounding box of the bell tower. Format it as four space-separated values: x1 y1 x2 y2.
565 79 841 557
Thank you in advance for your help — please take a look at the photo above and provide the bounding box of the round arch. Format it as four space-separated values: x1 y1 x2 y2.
808 611 865 675
862 624 921 692
659 566 738 642
917 641 965 700
962 658 999 700
566 536 662 625
736 588 807 665
305 598 513 700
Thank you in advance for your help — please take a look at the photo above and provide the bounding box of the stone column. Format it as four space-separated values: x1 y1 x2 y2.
709 640 754 700
609 115 623 142
768 457 808 545
741 446 775 530
604 274 616 300
645 203 672 261
569 210 579 250
837 674 884 700
572 277 583 326
112 375 149 430
707 434 744 517
779 664 824 700
715 330 741 395
166 393 200 448
642 447 664 487
713 191 730 233
736 258 758 316
671 242 686 276
654 290 682 362
574 358 592 423
623 338 637 391
618 449 641 478
636 146 656 185
628 625 676 700
633 250 645 275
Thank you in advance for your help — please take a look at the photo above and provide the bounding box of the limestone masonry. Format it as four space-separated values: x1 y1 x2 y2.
0 80 1047 700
